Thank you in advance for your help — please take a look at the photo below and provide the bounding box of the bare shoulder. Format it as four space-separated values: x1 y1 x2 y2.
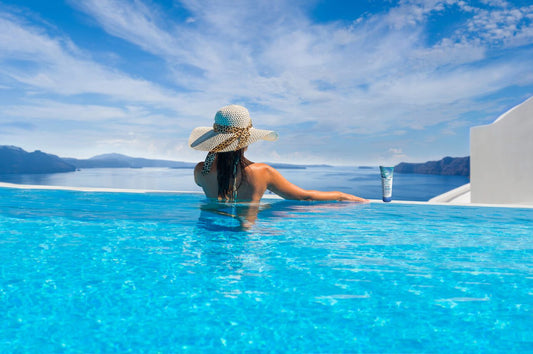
194 162 204 172
194 162 204 186
246 162 277 178
247 162 272 171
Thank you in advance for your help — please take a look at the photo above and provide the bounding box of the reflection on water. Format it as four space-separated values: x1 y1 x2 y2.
0 173 54 185
198 201 267 231
197 199 370 232
194 199 371 281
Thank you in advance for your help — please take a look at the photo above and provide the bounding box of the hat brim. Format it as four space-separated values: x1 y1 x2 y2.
189 126 278 152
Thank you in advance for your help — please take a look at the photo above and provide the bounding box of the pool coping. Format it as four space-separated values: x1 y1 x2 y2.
368 199 533 209
1 182 532 209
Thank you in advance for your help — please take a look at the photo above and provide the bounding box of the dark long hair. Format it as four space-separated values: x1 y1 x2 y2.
216 148 250 200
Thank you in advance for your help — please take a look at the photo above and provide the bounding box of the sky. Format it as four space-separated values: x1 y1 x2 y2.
0 0 532 165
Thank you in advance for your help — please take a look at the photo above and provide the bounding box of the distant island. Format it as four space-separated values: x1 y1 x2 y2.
0 146 76 174
395 156 470 176
0 145 327 174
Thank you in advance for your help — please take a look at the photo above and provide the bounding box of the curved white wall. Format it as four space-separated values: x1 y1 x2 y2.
470 96 533 205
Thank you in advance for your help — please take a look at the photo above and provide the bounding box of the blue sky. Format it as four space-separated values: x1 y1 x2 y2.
0 0 532 165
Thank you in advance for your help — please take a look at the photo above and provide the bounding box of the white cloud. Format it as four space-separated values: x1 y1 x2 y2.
467 6 533 45
69 0 184 59
0 14 180 106
1 0 532 163
71 0 533 117
1 100 128 121
389 148 403 154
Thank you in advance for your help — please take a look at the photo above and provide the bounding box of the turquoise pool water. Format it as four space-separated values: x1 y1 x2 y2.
0 188 532 353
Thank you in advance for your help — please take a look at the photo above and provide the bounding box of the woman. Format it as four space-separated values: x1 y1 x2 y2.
189 105 368 203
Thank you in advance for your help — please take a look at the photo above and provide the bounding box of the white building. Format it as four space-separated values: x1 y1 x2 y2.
470 96 533 205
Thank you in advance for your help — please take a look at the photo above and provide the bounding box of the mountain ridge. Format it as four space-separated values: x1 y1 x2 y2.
0 146 76 174
395 156 470 176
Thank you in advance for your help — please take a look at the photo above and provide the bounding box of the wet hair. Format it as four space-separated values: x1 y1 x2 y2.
216 148 250 200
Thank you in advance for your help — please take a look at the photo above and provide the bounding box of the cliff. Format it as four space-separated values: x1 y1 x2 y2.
0 146 76 174
395 156 470 176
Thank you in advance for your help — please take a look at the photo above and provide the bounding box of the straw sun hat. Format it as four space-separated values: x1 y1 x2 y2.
189 104 278 175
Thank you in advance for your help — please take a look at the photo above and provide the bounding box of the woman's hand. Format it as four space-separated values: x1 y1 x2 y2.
337 192 369 203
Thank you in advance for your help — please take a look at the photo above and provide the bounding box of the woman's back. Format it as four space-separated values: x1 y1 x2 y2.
195 161 271 202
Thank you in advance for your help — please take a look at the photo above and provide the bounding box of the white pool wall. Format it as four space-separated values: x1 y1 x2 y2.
470 96 533 205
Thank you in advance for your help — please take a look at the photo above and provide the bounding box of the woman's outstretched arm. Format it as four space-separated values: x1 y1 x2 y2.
264 164 368 202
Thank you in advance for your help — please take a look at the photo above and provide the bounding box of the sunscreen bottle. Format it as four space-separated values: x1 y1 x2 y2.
379 166 394 202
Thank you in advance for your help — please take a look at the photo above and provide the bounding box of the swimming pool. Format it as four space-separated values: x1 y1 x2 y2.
1 188 531 353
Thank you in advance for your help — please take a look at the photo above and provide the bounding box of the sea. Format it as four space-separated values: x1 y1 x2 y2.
0 166 469 201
